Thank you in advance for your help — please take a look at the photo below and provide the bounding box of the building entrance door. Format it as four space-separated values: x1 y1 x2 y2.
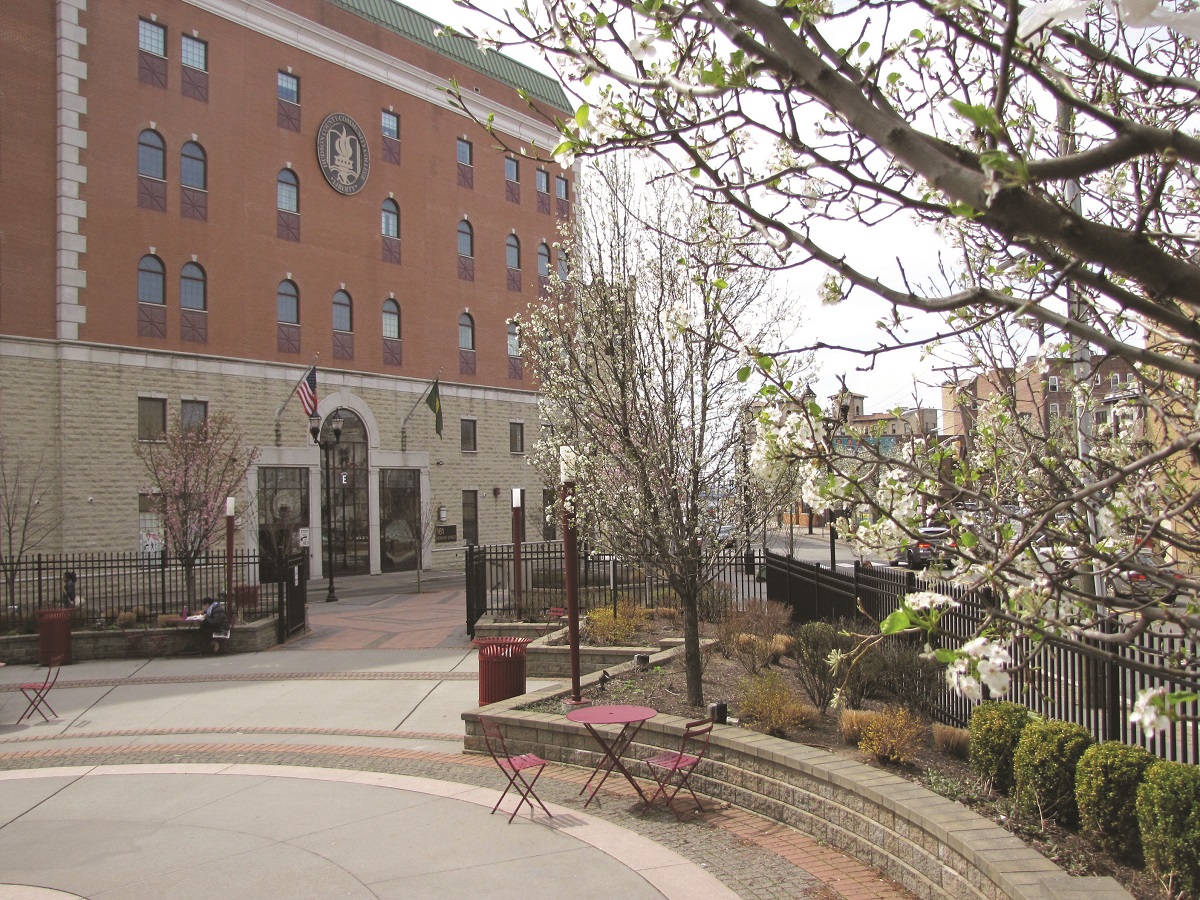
321 409 370 576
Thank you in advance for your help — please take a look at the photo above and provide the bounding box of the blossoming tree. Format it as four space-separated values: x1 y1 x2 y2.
135 412 258 603
445 0 1200 731
520 158 807 706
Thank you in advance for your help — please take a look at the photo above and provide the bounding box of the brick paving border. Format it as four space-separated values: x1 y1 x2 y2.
0 741 914 900
0 670 478 692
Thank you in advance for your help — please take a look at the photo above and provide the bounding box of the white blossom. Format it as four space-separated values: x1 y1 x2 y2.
1129 687 1171 736
905 591 959 611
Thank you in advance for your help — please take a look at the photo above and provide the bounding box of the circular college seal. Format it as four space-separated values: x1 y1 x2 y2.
316 113 370 195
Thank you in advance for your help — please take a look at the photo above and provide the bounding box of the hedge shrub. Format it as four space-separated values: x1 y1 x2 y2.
1075 741 1154 862
735 670 816 736
858 706 928 765
968 701 1031 794
1136 760 1200 896
1013 718 1093 826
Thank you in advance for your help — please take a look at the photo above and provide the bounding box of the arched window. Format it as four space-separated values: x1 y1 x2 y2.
180 141 206 189
333 290 352 332
180 263 206 310
506 234 521 269
138 255 165 304
277 169 299 213
382 299 400 339
137 130 165 179
507 321 520 357
457 220 473 257
537 243 551 277
381 199 399 238
557 249 569 281
458 312 474 351
277 280 299 323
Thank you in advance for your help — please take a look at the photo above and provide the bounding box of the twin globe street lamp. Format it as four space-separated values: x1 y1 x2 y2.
309 412 343 603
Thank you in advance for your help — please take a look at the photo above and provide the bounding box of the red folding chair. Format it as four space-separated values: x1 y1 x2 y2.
19 656 64 723
479 716 553 823
644 717 714 821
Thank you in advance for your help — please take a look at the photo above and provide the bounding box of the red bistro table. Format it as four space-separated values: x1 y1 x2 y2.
566 704 657 807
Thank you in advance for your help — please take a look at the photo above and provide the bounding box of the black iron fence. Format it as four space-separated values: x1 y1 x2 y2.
1 550 285 633
764 551 1199 765
464 541 766 636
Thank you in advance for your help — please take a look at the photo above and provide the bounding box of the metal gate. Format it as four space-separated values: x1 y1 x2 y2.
277 553 308 642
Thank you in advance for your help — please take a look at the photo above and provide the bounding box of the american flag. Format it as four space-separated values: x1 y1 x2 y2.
298 366 318 417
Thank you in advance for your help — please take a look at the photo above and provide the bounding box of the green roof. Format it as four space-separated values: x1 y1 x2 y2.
329 0 572 113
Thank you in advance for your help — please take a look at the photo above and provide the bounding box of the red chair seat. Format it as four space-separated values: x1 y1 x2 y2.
645 718 713 820
480 717 553 823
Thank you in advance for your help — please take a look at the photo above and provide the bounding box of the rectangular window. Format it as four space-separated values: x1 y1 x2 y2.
462 490 479 545
1048 375 1059 392
1126 371 1135 383
509 422 524 454
139 493 165 556
138 397 166 440
277 71 299 103
505 157 519 182
139 19 166 56
456 138 472 166
556 175 569 200
460 419 477 452
536 170 549 193
181 35 206 70
1096 410 1109 425
1111 373 1120 388
382 110 399 140
1049 402 1060 418
181 399 207 430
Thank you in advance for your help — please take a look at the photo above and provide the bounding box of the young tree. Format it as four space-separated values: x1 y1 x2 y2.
0 442 60 607
521 157 806 706
135 412 258 603
451 0 1200 728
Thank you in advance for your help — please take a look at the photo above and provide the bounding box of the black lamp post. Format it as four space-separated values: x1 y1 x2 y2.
309 412 343 602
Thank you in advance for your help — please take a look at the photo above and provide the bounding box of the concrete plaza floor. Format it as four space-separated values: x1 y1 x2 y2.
0 569 911 900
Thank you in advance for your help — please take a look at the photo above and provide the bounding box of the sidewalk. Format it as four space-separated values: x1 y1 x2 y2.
0 576 911 900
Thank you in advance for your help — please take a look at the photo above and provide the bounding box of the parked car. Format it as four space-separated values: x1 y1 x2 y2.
1106 552 1182 603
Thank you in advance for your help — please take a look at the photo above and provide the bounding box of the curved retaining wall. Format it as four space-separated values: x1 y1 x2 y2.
463 653 1132 900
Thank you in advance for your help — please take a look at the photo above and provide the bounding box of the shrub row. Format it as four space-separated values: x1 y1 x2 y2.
968 701 1200 891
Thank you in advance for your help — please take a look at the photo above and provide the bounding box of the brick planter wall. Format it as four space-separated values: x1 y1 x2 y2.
462 650 1131 900
0 616 281 664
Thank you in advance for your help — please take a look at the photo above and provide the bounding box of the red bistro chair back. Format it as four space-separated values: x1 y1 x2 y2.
19 655 64 723
479 716 553 823
644 717 714 820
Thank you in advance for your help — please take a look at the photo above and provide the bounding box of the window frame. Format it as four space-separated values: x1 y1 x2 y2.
1047 375 1059 393
456 138 473 166
506 234 521 270
277 280 299 324
277 70 299 104
382 299 400 340
138 255 166 305
381 198 400 238
555 175 569 200
381 110 399 140
332 289 353 333
460 418 478 453
505 157 519 183
138 396 167 441
180 399 208 431
458 312 475 351
180 262 206 310
181 34 207 71
537 243 551 277
1049 402 1060 418
536 169 549 193
277 169 299 213
138 19 166 57
507 321 520 358
457 220 474 258
180 140 206 190
137 130 166 180
509 421 525 454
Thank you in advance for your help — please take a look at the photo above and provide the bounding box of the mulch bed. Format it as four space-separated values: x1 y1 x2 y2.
534 618 1171 900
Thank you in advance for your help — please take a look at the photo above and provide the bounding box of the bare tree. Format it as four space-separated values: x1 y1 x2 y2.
0 442 60 607
521 158 808 706
135 412 258 603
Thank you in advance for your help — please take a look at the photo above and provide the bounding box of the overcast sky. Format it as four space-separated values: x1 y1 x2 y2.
404 0 951 418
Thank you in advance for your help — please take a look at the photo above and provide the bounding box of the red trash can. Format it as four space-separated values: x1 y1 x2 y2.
473 637 532 706
37 608 73 666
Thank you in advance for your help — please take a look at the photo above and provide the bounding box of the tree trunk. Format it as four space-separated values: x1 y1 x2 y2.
680 586 704 707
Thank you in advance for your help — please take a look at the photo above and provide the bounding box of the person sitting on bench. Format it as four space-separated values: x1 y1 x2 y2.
199 597 230 654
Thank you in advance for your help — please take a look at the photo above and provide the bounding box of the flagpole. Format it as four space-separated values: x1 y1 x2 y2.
400 369 443 451
274 353 320 446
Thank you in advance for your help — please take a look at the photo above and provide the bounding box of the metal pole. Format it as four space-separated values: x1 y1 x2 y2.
561 480 582 704
323 442 338 602
829 510 837 570
225 507 234 606
511 490 523 614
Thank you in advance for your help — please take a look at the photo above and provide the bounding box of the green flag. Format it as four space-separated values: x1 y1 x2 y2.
426 378 443 437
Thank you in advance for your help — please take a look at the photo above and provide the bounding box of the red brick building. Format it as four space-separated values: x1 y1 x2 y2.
0 0 572 575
